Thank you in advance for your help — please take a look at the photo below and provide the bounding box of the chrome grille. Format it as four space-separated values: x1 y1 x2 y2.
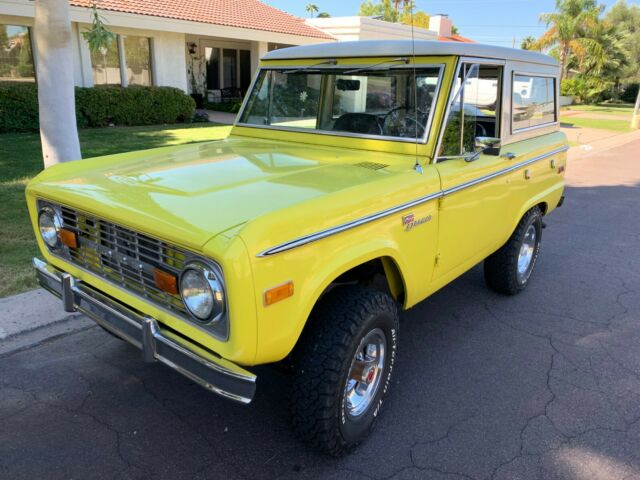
58 205 189 316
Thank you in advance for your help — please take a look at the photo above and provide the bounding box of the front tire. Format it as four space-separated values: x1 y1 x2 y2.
484 206 543 295
290 286 399 456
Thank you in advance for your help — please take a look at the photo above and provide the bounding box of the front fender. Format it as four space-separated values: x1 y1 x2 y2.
246 232 409 365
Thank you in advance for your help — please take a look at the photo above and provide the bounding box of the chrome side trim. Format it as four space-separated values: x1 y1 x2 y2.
442 145 568 196
257 145 569 257
257 191 443 257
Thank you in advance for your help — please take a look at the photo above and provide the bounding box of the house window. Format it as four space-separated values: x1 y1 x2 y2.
204 47 251 95
512 74 556 132
239 50 251 93
205 47 220 90
222 49 237 91
0 24 35 83
123 36 152 86
90 35 153 86
91 39 121 85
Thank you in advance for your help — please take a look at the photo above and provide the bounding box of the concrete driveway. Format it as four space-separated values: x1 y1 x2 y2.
1 138 639 480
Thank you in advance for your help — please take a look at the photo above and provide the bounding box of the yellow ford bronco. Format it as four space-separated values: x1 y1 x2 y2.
28 40 567 454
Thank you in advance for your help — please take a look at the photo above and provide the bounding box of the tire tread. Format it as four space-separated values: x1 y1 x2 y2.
290 285 398 456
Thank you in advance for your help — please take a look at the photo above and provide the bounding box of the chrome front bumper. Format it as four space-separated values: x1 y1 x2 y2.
33 258 256 404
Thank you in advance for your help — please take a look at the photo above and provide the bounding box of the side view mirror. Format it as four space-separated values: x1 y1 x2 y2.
475 136 501 154
464 137 501 163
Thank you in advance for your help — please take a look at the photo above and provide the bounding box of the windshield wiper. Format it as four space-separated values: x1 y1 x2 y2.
343 57 410 75
283 59 338 74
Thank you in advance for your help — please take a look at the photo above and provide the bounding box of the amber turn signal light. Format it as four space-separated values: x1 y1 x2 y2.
153 268 178 295
59 228 78 249
264 281 294 306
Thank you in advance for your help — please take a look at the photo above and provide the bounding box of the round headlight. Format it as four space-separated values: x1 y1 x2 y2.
38 207 62 249
180 262 225 323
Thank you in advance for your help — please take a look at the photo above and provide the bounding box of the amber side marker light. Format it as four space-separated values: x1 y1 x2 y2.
153 268 178 295
264 281 294 306
59 229 78 249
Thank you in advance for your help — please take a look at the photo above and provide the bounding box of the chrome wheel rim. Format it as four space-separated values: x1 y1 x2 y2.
344 328 387 419
517 224 537 282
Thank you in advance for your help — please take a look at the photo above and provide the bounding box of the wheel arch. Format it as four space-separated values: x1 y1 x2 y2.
286 251 407 361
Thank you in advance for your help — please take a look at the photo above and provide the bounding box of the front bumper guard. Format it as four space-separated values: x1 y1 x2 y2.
33 258 256 404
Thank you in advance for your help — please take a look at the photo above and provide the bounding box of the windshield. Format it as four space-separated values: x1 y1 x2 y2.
238 66 442 140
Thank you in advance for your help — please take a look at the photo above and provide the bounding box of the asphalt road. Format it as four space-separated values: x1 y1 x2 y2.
2 139 640 480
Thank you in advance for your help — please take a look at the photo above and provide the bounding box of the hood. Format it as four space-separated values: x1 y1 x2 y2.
28 135 415 251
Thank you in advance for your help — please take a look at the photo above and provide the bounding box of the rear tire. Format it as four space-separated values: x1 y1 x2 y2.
484 206 543 295
290 285 399 456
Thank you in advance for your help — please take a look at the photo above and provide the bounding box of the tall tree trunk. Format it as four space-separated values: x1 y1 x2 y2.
34 0 82 168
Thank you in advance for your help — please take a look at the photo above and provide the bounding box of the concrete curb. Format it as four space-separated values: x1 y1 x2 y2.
0 288 91 355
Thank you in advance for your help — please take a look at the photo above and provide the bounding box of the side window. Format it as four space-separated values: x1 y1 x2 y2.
512 75 556 131
439 64 502 158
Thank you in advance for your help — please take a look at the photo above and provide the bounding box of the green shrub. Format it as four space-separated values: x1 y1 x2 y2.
560 76 612 104
0 83 39 133
0 84 196 133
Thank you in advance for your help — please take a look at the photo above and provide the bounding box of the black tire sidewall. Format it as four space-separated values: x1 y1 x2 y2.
338 308 398 444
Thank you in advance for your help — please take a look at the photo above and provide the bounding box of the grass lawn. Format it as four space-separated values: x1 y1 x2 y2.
0 123 231 298
560 117 633 132
562 103 635 117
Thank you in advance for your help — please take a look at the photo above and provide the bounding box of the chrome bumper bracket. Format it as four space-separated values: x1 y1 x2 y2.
33 258 256 404
61 273 76 313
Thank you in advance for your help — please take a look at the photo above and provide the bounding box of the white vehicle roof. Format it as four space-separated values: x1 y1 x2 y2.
263 40 557 67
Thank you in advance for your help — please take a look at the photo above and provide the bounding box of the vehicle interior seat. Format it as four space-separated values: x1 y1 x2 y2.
332 113 383 135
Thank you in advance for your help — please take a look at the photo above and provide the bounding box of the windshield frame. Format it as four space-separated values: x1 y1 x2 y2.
234 63 445 145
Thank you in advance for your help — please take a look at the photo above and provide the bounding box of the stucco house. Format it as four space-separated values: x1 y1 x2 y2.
0 0 471 103
306 14 473 44
0 0 332 99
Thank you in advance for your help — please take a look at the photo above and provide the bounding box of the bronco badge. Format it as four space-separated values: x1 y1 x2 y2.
402 213 432 231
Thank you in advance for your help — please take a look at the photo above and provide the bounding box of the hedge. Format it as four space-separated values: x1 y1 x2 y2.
0 84 196 133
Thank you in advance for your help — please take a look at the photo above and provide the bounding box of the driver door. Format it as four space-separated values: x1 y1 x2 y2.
432 61 513 281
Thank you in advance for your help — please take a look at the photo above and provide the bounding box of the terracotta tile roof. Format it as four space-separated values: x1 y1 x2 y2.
437 34 475 43
69 0 334 39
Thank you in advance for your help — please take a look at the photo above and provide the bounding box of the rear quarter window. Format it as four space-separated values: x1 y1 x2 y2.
512 74 556 132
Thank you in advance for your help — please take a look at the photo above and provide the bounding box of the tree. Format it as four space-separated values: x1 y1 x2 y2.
400 2 430 29
358 0 400 22
578 19 627 80
537 0 602 82
34 0 81 167
605 0 640 82
359 0 431 26
305 4 319 18
317 12 331 18
401 10 430 29
520 36 539 50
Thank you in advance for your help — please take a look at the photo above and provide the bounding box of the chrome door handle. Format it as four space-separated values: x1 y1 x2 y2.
501 152 517 160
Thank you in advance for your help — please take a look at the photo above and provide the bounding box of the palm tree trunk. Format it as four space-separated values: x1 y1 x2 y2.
559 44 568 83
34 0 82 168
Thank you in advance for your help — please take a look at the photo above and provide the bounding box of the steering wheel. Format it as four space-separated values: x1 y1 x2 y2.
382 106 427 138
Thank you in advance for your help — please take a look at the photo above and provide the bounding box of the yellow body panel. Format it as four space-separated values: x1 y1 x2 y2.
26 54 567 367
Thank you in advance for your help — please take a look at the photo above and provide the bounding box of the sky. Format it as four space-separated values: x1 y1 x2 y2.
263 0 627 47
